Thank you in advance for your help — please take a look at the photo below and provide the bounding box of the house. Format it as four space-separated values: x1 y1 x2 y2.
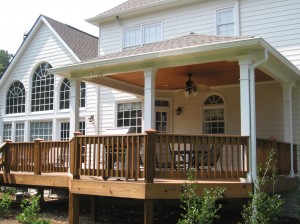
1 0 300 223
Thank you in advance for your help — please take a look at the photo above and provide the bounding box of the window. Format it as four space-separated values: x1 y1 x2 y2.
123 22 162 49
2 123 12 142
6 81 25 114
203 95 225 134
15 123 25 142
117 102 142 133
60 78 70 110
80 82 86 108
155 99 170 133
59 79 85 110
29 121 52 141
60 121 85 140
31 63 54 112
216 8 234 36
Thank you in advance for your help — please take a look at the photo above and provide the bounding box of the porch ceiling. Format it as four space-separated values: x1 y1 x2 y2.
85 61 273 90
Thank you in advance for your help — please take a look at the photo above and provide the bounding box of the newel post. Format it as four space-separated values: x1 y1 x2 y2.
70 132 82 179
34 138 43 175
144 129 156 183
3 139 12 174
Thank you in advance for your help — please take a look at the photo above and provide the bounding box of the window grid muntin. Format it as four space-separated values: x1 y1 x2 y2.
31 63 54 112
203 95 225 134
60 78 70 110
3 123 12 142
15 123 25 142
117 102 142 133
29 121 52 141
217 8 234 36
6 81 25 114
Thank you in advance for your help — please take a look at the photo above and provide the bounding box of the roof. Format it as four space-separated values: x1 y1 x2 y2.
43 16 98 61
99 0 163 16
87 33 251 62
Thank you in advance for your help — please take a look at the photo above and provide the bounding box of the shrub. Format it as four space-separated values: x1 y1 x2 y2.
178 170 225 224
242 149 284 224
0 192 12 217
16 195 50 224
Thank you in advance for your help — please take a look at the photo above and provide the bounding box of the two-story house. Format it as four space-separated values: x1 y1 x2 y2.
1 0 300 223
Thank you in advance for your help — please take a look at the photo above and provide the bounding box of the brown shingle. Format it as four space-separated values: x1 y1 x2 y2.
44 16 98 61
87 33 252 62
99 0 163 16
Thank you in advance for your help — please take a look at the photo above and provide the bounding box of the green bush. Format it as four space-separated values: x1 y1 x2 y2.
178 170 225 224
0 192 12 217
242 149 284 224
16 195 50 224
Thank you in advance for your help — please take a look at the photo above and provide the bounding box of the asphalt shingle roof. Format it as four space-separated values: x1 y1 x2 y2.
44 16 98 61
87 33 252 62
99 0 163 16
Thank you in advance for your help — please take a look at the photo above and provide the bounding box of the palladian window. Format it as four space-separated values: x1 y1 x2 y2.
31 63 54 112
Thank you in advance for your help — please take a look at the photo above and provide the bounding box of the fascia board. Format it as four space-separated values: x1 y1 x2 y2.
0 15 44 88
42 17 81 63
86 0 199 25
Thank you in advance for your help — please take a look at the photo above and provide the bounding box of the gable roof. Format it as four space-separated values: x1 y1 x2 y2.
43 16 98 61
0 15 98 84
87 33 250 62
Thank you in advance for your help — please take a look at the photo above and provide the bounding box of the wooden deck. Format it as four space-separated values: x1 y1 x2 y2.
0 132 297 224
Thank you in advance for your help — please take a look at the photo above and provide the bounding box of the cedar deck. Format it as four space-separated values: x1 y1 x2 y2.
0 132 298 223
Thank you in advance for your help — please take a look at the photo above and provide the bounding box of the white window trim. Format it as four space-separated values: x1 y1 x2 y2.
122 21 163 50
215 6 237 36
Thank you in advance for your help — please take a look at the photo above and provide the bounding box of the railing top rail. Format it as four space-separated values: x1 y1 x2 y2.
157 133 249 138
256 137 296 146
75 133 147 138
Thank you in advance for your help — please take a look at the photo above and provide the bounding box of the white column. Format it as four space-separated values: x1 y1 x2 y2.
144 68 156 130
282 82 295 177
239 57 252 136
69 78 80 138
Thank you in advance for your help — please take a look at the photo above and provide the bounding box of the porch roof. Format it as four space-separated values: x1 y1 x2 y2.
50 34 300 95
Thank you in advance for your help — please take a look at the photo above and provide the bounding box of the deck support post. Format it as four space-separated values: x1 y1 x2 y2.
90 196 96 222
68 192 79 224
145 129 156 183
144 199 153 224
37 188 44 208
34 138 43 175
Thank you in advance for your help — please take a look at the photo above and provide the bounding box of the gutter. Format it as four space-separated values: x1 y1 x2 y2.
249 49 268 184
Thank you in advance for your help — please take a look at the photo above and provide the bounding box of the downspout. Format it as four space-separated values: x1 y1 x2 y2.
249 49 268 184
95 85 100 135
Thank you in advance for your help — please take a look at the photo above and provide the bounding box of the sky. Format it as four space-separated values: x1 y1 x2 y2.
0 0 127 55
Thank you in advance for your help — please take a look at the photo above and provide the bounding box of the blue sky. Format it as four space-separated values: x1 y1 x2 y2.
0 0 127 55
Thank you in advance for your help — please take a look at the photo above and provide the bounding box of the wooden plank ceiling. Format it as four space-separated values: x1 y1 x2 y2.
105 61 273 90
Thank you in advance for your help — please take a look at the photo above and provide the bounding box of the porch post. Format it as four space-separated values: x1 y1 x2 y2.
282 82 295 177
144 68 157 130
70 78 80 138
239 57 252 181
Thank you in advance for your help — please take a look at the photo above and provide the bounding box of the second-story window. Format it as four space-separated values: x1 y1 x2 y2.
216 8 234 36
123 22 162 49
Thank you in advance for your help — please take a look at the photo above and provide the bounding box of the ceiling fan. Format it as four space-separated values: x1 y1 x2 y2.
180 74 210 97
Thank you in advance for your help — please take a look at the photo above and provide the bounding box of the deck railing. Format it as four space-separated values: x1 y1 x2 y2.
0 133 297 182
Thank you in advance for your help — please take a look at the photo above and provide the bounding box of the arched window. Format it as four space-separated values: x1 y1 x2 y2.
60 78 70 109
203 94 225 134
59 79 86 109
31 63 54 112
6 81 25 114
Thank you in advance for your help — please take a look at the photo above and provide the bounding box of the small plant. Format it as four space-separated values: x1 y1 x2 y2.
16 195 50 224
0 192 12 217
178 170 225 224
242 149 284 224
